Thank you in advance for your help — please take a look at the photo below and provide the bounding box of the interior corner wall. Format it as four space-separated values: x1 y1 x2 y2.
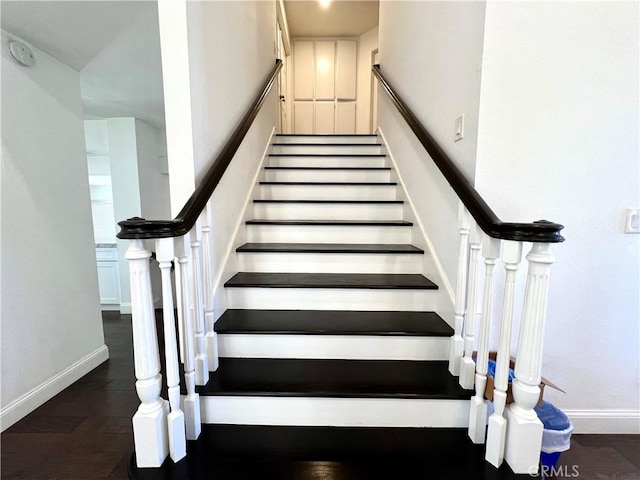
186 0 279 295
135 119 170 222
475 1 640 432
107 118 141 313
356 26 378 134
0 30 107 429
377 1 486 290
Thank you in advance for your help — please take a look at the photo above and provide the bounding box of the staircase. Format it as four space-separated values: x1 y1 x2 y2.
127 134 539 479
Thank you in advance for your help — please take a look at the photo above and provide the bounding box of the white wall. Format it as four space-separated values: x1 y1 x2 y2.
475 1 640 433
185 1 279 312
356 26 378 134
157 0 278 316
107 118 142 313
377 1 487 293
135 120 170 222
0 31 108 429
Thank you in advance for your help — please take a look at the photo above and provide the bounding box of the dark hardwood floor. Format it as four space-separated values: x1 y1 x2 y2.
1 311 138 479
2 311 639 479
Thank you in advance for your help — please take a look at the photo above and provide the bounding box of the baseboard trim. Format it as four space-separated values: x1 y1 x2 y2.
0 345 110 431
564 409 640 434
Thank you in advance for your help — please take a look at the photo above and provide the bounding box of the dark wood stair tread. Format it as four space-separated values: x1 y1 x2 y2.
224 272 438 290
269 153 386 157
196 359 469 399
253 199 403 204
236 243 423 254
215 309 451 336
260 181 397 185
246 219 413 226
272 142 382 146
276 133 379 137
129 425 538 479
265 166 390 170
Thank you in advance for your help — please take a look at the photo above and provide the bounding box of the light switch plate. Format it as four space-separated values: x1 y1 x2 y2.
454 114 464 142
625 208 640 233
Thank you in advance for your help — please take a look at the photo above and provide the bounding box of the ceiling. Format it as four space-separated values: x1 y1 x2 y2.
1 1 165 128
0 0 380 129
284 0 379 37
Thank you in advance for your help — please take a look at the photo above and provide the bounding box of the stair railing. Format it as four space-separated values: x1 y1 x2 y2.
372 64 564 475
116 59 282 468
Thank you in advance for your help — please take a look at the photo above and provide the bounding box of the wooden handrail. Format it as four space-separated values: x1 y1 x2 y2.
117 59 283 239
372 64 564 243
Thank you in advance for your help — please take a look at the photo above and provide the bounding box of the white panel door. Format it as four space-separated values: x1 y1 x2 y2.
336 102 356 134
294 41 314 100
294 102 314 134
336 40 357 100
315 102 335 134
314 41 335 100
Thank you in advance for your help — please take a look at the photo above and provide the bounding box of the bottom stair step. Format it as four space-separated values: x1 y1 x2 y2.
128 424 540 479
186 359 472 428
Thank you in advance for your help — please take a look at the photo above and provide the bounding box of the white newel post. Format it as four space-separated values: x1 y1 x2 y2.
175 236 202 441
459 223 482 389
505 243 555 474
485 240 523 467
468 235 500 443
126 240 169 468
201 207 219 371
449 204 471 375
156 238 187 462
190 220 210 385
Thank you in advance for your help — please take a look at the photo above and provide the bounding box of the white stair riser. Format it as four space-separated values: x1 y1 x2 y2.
226 287 439 311
253 203 403 221
268 156 386 168
272 145 381 155
259 184 397 201
218 334 449 360
275 136 379 144
195 396 470 428
264 169 391 183
246 225 412 244
237 252 422 274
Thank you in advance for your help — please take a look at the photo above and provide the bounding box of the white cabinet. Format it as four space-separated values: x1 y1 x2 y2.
336 40 357 100
315 41 335 100
294 41 314 100
96 247 120 305
293 39 358 134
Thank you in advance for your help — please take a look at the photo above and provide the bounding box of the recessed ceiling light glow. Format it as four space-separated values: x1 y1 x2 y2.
319 0 331 9
316 57 330 73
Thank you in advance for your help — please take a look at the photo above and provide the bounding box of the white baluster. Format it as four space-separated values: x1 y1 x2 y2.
126 239 169 467
201 207 219 371
505 242 555 474
449 204 471 375
468 235 500 443
190 219 210 385
155 238 187 462
459 223 482 389
175 262 185 364
175 236 202 440
486 240 523 467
